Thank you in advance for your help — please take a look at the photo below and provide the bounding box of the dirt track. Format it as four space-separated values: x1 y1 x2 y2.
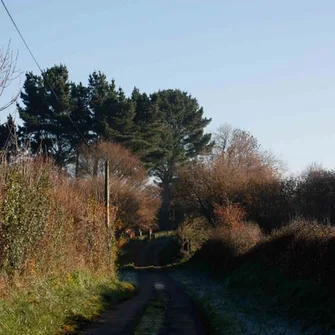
79 239 207 335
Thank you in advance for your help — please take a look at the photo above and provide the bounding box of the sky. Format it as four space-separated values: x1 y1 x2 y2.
0 0 334 175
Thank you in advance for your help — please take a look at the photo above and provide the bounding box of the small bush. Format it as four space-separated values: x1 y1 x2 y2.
213 203 246 228
195 221 262 271
177 217 209 257
0 162 50 271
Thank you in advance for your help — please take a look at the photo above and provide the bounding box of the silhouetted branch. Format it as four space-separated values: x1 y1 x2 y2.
0 40 22 112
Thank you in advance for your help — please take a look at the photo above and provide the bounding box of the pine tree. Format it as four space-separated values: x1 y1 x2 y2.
0 114 18 162
149 89 213 228
18 65 75 165
130 87 164 166
88 72 135 146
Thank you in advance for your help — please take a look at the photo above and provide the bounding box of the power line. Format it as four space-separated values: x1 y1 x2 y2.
1 0 89 146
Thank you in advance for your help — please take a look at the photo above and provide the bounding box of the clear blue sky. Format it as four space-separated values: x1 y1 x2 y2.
1 0 334 174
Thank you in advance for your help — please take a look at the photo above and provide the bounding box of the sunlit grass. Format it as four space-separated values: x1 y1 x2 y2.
0 271 135 335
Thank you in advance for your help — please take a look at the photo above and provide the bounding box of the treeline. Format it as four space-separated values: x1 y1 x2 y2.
175 124 335 300
1 64 212 228
174 124 335 231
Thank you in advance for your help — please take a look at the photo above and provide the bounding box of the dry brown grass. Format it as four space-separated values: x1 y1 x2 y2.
0 158 111 283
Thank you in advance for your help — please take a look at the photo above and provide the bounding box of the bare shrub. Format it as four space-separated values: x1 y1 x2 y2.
195 220 262 271
174 146 277 227
0 40 21 112
78 141 160 234
213 203 246 228
78 141 145 182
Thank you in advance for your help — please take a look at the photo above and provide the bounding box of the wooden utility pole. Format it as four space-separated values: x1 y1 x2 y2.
105 159 111 263
105 159 110 230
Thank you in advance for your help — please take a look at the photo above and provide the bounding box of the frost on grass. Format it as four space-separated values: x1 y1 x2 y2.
170 270 317 335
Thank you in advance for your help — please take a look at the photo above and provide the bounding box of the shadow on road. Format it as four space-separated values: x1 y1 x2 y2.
78 236 208 335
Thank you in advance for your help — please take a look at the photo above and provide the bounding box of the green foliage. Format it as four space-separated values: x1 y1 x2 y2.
18 67 213 230
130 87 164 165
0 270 135 335
18 65 79 165
0 114 16 154
88 72 136 145
134 297 166 335
177 217 209 257
1 166 50 270
148 90 212 228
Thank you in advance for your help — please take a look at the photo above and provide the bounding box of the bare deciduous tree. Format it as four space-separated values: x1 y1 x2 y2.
213 123 285 174
0 40 21 112
213 123 233 154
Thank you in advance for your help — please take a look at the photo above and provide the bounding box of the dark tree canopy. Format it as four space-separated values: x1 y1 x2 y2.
147 89 213 228
17 65 213 227
18 65 75 164
149 89 212 180
0 114 17 162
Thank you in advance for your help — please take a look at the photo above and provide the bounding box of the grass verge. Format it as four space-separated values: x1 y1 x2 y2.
223 261 335 334
0 270 135 335
172 260 335 334
134 296 167 335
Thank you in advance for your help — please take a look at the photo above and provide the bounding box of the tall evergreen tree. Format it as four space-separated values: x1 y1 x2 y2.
0 114 18 162
69 82 94 175
18 65 76 165
130 87 164 165
88 72 135 146
148 89 213 228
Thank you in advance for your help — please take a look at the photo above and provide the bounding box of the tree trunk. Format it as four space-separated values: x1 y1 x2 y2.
93 158 98 177
75 150 80 178
159 171 173 230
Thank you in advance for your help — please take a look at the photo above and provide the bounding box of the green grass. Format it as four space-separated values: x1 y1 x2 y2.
134 297 167 335
0 270 135 335
153 230 176 239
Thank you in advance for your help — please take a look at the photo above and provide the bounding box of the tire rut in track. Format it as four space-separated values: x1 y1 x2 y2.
139 239 208 335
